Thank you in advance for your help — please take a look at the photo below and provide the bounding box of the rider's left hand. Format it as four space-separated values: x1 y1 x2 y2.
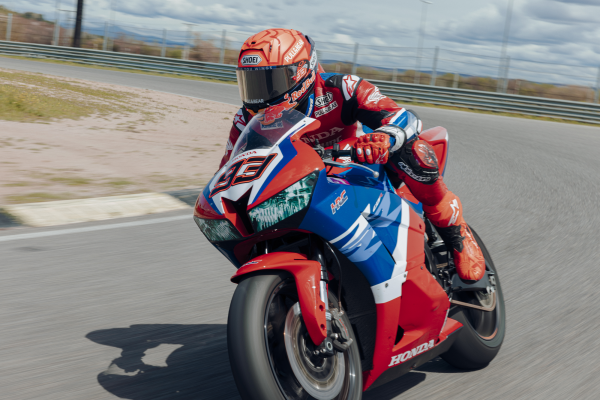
354 133 391 164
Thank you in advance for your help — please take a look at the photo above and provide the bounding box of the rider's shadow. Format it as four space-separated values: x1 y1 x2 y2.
86 324 241 400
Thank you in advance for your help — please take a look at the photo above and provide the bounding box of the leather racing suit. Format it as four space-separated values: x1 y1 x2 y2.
219 72 485 281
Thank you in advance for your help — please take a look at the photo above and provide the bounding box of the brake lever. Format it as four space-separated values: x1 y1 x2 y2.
323 158 380 178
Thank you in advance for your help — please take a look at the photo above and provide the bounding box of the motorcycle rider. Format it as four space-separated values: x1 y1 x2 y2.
220 29 485 282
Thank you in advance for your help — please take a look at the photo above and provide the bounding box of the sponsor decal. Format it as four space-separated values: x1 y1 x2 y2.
260 121 284 130
210 154 277 197
284 39 305 63
258 97 296 125
309 51 317 70
342 75 359 100
367 87 386 103
375 150 388 164
246 98 264 104
314 101 338 118
289 70 316 102
306 94 314 117
301 127 343 144
397 161 432 182
241 260 261 267
327 177 350 186
389 340 435 367
293 61 308 82
258 71 316 126
331 190 348 214
449 199 460 226
315 92 334 108
233 110 246 131
241 54 262 66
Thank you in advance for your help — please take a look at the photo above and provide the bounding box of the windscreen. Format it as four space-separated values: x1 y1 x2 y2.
230 108 307 159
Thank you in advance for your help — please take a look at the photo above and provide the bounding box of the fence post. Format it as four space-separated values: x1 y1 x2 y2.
502 56 511 93
161 29 167 57
453 72 459 88
497 56 505 92
6 13 12 41
102 22 109 51
351 43 359 75
53 17 61 46
595 65 600 104
219 29 226 64
392 68 397 82
430 46 439 86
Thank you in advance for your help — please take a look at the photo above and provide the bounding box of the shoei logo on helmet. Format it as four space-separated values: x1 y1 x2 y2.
241 54 263 66
284 39 304 63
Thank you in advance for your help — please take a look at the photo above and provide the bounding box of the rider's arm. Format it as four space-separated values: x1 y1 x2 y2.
352 79 422 139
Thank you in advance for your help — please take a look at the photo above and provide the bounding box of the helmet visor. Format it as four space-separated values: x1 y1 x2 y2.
236 63 308 107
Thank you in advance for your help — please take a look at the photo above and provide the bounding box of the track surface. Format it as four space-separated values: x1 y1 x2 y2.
1 58 600 399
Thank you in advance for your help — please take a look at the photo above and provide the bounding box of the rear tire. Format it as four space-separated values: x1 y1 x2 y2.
440 226 506 370
227 272 362 400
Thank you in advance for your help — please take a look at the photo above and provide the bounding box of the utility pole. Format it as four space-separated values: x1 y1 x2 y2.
219 29 226 64
351 43 359 75
182 23 196 60
72 0 84 47
595 65 600 104
415 0 433 84
430 46 439 86
53 0 61 45
497 0 514 92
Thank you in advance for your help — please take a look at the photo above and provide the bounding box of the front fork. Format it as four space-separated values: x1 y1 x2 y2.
312 237 352 356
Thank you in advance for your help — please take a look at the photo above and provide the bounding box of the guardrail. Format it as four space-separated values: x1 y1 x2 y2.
1 41 599 125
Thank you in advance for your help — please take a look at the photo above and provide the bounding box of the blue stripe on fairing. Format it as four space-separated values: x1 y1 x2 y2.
362 125 374 134
249 138 299 207
203 185 222 215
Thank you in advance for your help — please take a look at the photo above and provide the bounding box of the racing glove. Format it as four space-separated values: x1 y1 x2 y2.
354 125 407 164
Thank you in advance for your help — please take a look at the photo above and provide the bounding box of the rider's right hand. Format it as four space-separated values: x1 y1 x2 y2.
354 133 391 164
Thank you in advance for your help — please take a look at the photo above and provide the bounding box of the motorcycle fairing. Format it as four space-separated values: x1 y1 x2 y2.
203 115 316 215
231 252 328 346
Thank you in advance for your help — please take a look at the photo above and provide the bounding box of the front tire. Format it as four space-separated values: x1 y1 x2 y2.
440 226 506 369
228 272 363 400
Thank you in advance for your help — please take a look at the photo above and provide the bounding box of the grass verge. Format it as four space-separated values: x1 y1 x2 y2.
0 69 136 122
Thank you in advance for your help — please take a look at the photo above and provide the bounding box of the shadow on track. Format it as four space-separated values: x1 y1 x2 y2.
86 324 241 400
87 324 461 400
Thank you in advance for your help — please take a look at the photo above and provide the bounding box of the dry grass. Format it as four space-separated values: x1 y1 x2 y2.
0 69 137 122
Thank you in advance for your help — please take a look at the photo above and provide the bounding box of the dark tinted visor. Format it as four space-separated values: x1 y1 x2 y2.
237 63 307 106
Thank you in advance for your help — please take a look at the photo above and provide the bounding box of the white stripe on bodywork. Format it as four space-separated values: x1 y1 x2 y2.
371 200 411 304
371 271 408 304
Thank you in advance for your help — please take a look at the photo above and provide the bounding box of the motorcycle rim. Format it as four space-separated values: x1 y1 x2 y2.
263 278 360 400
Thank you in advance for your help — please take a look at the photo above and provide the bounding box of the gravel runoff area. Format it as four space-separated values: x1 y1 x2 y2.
0 68 237 206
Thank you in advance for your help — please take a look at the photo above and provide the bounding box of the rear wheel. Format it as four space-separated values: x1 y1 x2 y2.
440 226 506 369
227 272 362 400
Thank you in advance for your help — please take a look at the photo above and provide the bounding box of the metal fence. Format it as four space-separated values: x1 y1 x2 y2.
1 13 599 104
1 41 599 125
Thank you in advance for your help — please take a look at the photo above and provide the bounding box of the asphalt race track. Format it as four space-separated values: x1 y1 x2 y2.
1 58 600 399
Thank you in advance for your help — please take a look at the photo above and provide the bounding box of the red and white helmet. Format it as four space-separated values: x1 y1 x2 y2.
236 29 319 113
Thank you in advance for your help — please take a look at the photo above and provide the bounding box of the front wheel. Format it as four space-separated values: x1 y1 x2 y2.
440 226 506 369
227 272 363 400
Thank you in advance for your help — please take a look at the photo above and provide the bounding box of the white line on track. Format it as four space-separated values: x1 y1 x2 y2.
0 215 191 243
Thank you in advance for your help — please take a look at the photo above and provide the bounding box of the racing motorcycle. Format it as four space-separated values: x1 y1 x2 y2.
193 107 505 399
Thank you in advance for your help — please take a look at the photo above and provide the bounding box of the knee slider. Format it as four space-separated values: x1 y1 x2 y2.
388 138 439 184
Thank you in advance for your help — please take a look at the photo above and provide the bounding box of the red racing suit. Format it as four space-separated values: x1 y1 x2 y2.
219 72 408 169
219 72 485 281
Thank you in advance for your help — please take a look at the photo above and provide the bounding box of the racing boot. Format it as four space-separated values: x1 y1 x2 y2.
422 191 485 281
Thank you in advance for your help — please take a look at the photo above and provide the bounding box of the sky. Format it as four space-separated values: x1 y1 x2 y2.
5 0 600 86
